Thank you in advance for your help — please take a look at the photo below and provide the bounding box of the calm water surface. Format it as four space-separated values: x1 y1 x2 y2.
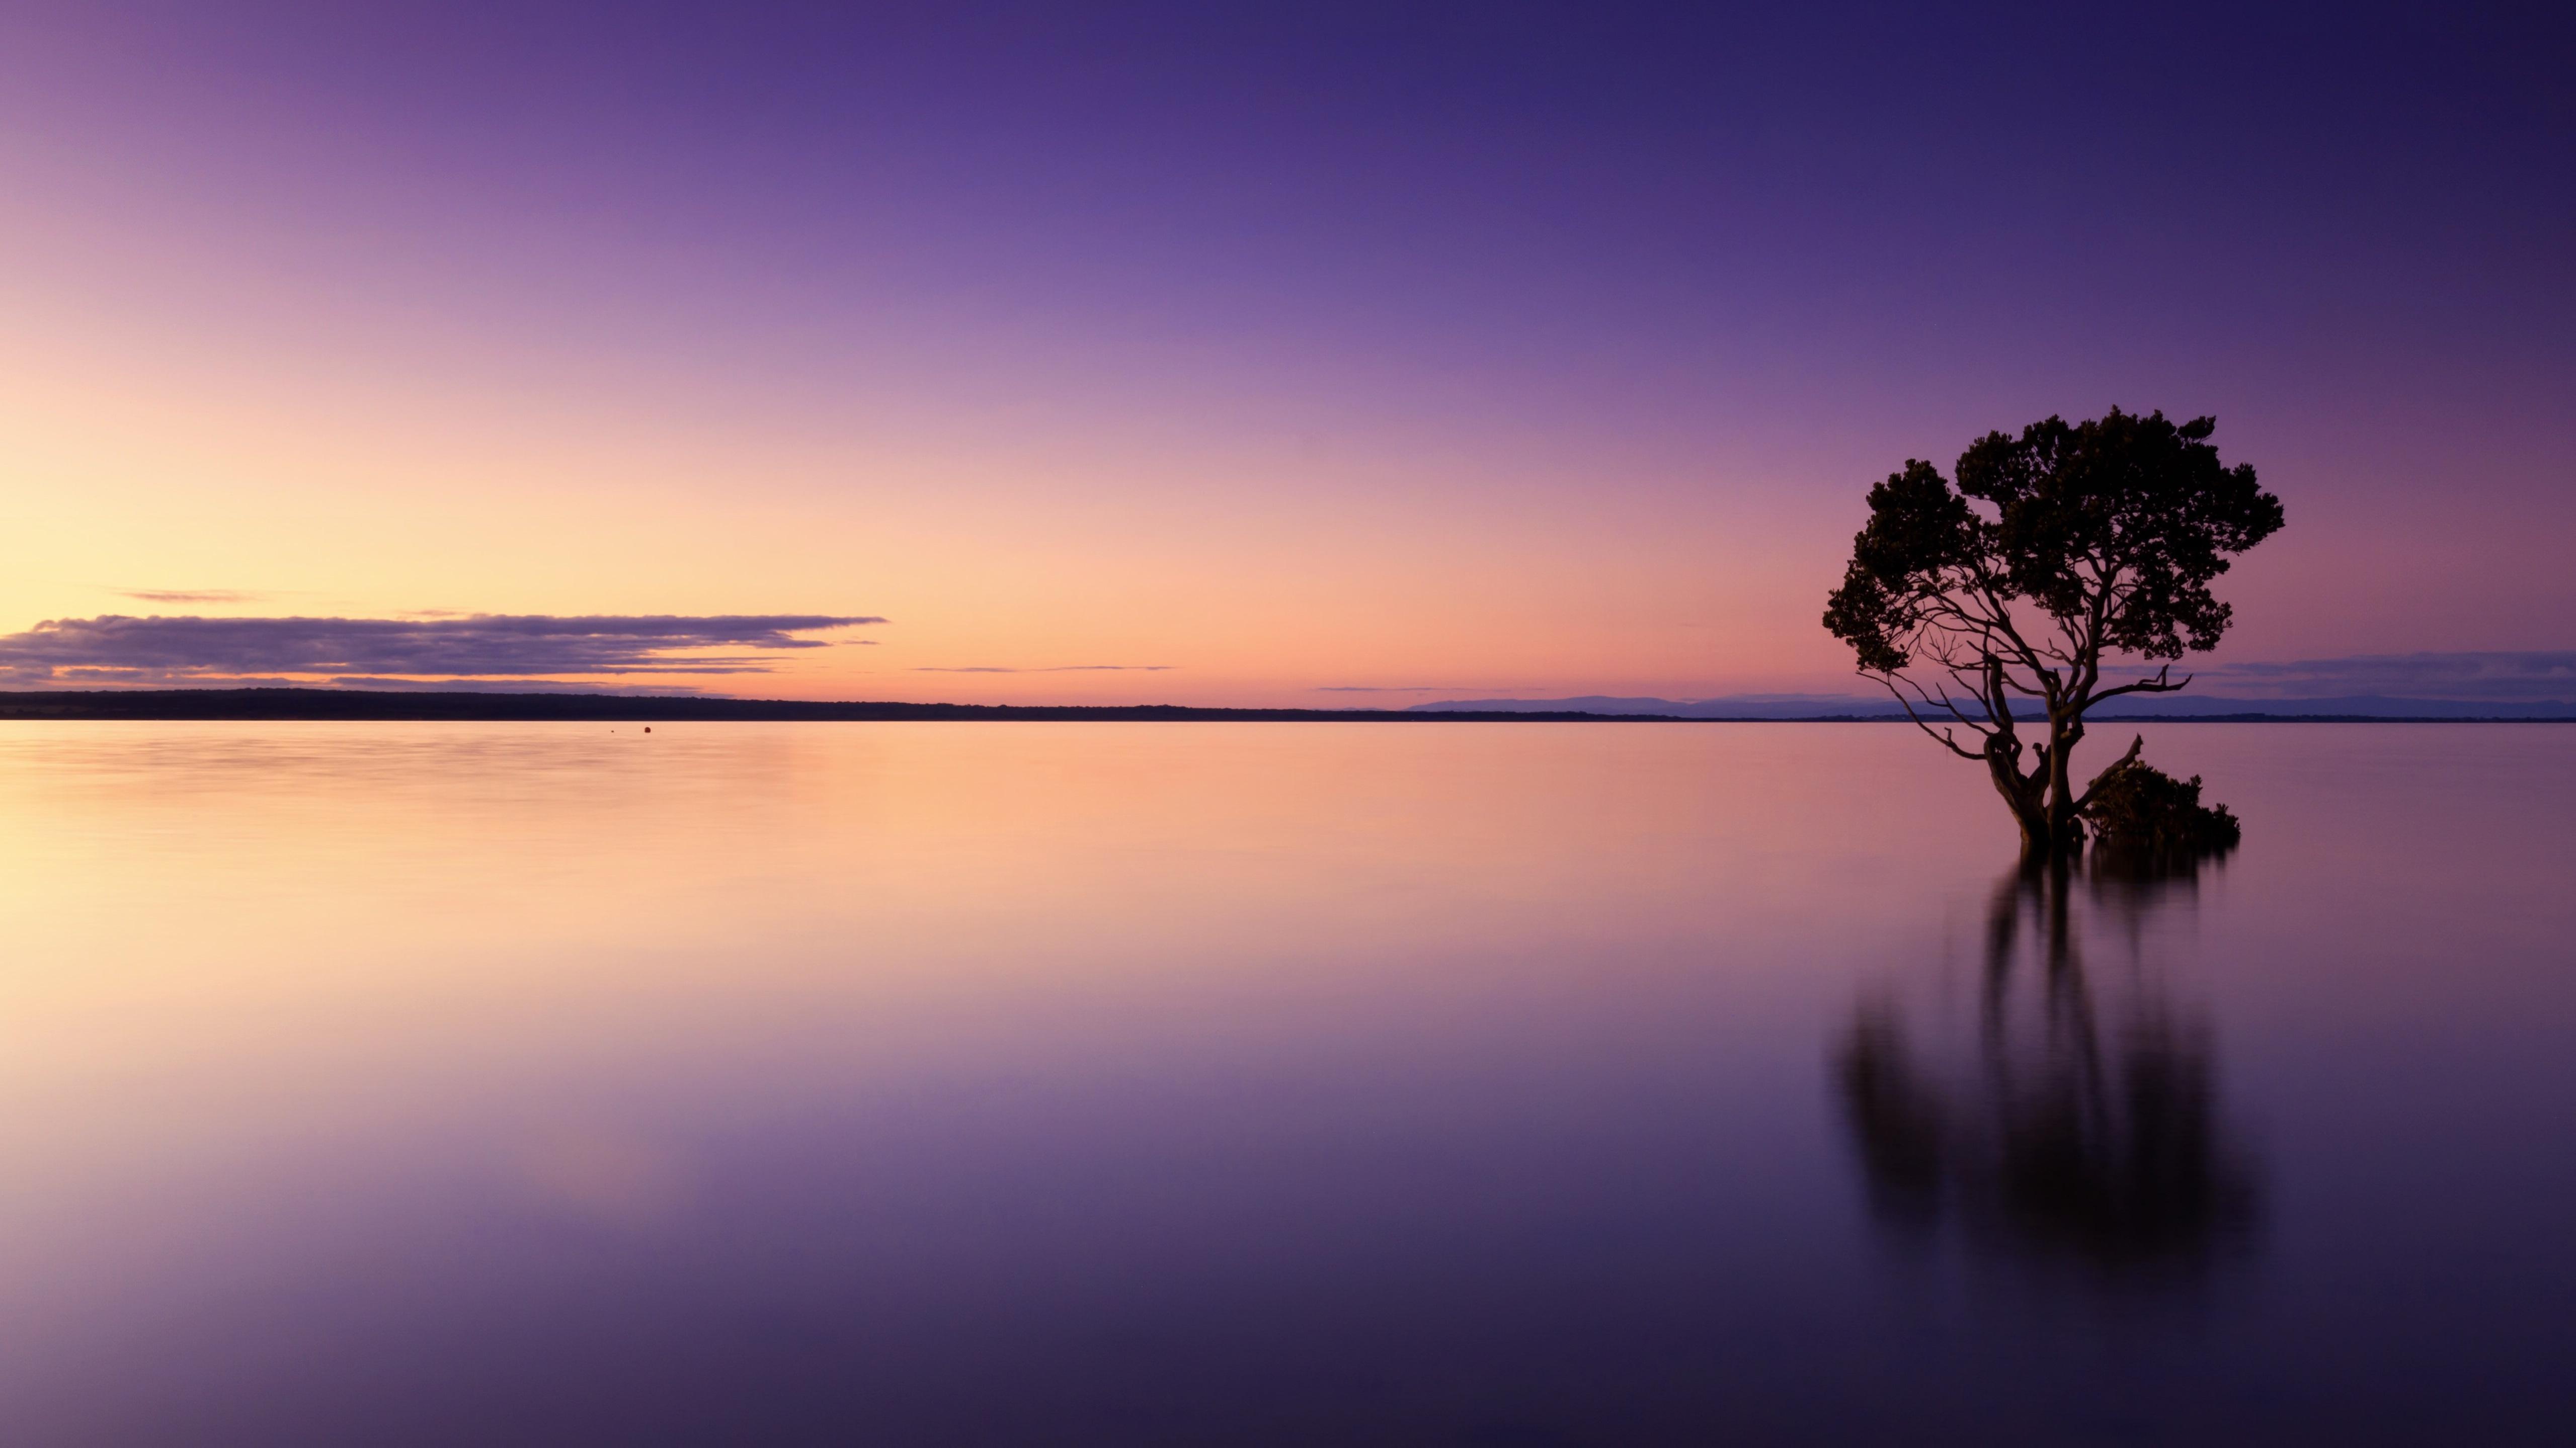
0 722 2568 1445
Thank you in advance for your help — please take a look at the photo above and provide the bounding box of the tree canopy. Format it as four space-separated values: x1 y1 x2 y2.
1823 409 2283 854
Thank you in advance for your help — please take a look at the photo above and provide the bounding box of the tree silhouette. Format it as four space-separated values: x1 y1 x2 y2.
1823 409 2283 855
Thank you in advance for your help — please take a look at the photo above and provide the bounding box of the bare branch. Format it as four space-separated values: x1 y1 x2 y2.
2072 733 2147 813
1890 670 1994 737
2089 665 2194 704
1869 673 1987 760
1992 663 2049 697
1980 604 2063 706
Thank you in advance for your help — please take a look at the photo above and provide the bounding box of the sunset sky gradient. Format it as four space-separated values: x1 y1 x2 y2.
2 3 2567 702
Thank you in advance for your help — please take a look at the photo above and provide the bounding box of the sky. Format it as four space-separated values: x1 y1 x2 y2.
1 2 2568 704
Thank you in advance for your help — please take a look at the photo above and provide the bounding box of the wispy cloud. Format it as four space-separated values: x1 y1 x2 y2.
1315 685 1509 693
327 677 711 695
2122 650 2576 703
1406 694 1893 718
117 588 270 605
0 614 882 686
911 665 1172 673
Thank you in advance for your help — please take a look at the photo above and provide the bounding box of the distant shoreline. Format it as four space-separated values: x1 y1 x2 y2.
0 689 2567 724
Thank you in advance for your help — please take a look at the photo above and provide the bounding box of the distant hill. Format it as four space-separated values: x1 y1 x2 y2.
1411 695 1906 719
0 689 1684 723
1410 694 2576 721
0 687 2563 724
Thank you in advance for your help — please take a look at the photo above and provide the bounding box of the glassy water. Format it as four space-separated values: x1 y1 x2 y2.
0 722 2568 1445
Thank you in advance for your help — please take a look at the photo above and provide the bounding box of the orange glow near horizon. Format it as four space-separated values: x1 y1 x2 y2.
0 295 1846 705
3 6 2561 707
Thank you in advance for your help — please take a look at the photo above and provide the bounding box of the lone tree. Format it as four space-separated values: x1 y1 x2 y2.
1823 409 2284 856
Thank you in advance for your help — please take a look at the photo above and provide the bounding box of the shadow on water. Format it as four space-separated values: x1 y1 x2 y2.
1836 852 2262 1293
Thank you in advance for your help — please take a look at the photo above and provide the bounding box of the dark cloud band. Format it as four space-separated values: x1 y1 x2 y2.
0 614 881 685
2123 650 2576 703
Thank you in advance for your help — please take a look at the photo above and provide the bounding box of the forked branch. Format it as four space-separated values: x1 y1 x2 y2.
2089 663 2192 704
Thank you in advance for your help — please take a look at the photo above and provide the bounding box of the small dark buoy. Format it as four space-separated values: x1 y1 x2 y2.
644 726 652 733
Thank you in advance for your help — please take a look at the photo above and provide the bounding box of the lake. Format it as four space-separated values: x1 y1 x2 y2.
0 721 2568 1445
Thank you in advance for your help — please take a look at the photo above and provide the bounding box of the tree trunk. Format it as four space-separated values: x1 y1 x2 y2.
1988 712 2089 862
2041 713 2084 855
1985 740 2053 856
2015 805 2053 857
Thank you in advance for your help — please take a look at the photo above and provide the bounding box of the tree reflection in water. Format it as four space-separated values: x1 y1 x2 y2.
1837 855 2260 1288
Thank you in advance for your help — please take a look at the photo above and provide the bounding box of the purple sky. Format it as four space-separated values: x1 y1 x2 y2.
1 3 2568 701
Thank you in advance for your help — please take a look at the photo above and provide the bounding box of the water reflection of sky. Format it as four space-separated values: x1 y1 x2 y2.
0 722 2568 1444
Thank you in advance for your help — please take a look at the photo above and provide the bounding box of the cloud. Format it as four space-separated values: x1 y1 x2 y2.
117 588 269 605
911 665 1172 673
328 677 713 695
2122 650 2576 703
1316 685 1505 693
1410 695 1895 718
0 614 881 685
